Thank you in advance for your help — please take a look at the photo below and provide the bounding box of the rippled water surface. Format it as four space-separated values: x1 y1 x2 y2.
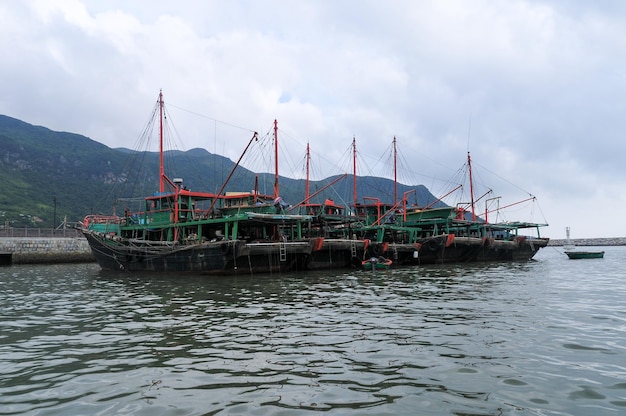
1 246 625 415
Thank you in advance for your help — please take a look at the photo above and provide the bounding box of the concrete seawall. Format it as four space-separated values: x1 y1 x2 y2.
548 237 626 246
0 237 94 265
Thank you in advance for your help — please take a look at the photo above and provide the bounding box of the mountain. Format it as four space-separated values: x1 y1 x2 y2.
0 114 440 228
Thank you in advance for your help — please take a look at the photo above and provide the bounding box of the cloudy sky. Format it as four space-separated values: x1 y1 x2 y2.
2 0 626 239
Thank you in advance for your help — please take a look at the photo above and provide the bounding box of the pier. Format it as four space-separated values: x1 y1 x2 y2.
0 228 94 265
548 237 626 246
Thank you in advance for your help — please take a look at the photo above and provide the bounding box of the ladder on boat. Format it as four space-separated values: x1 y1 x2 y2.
279 239 287 262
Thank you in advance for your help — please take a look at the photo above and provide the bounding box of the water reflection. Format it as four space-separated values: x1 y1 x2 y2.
1 251 626 415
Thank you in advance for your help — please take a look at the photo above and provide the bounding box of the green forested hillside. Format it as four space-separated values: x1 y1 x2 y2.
0 115 439 228
0 115 124 227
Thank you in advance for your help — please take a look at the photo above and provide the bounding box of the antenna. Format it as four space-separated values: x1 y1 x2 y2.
467 113 472 152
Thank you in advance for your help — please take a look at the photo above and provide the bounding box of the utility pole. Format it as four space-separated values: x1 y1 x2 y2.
53 197 57 234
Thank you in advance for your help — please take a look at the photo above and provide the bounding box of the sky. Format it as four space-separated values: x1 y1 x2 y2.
1 0 626 239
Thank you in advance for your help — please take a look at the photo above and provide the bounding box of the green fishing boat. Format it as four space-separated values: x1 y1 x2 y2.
361 256 393 270
565 251 604 259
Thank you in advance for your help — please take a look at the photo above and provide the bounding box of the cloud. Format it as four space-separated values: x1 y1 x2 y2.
1 0 625 237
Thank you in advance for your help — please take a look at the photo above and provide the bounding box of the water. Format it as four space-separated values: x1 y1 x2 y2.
1 246 625 415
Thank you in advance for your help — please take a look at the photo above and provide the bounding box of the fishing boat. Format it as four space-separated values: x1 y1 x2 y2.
348 138 549 264
565 250 604 259
285 143 370 270
82 92 320 274
361 256 393 270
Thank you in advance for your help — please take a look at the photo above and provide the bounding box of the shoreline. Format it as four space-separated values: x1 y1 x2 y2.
547 237 626 247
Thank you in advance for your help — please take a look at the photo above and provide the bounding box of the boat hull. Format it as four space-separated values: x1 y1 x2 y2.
384 235 484 265
306 238 367 270
83 231 312 274
414 235 484 264
565 251 604 259
378 234 549 265
475 237 550 261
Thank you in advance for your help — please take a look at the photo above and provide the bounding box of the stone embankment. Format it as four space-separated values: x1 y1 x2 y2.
548 237 626 246
0 237 94 265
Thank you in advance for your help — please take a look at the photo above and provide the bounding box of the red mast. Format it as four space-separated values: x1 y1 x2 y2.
468 152 476 221
305 142 310 203
352 136 357 207
159 90 165 193
393 136 397 205
273 119 279 199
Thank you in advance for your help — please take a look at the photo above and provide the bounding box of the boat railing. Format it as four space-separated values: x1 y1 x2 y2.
84 215 125 226
0 227 84 238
